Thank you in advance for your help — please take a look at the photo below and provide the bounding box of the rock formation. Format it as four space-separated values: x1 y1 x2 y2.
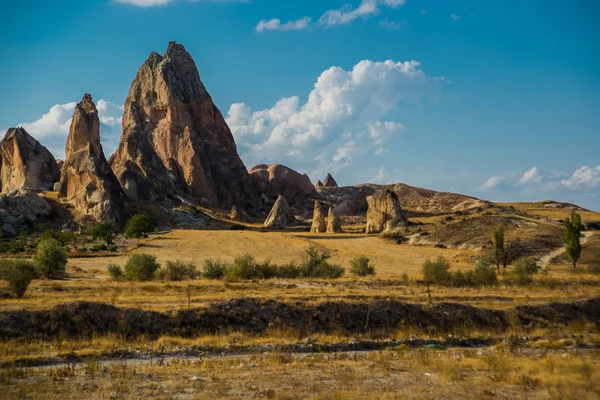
229 205 248 222
315 180 323 189
326 207 342 233
365 189 407 233
322 173 338 188
56 94 125 223
56 159 64 172
310 201 326 233
0 127 60 194
0 190 52 236
264 195 294 228
109 41 256 210
249 164 314 199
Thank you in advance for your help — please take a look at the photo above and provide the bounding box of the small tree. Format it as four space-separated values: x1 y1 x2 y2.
564 210 582 269
124 253 160 281
491 224 505 273
124 214 154 239
90 223 119 247
0 260 38 297
349 256 376 276
35 238 67 279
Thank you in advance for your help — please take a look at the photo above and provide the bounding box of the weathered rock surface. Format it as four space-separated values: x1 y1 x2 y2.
109 41 256 210
249 164 314 199
56 159 64 172
56 94 125 223
326 207 342 233
315 180 323 189
365 189 407 233
0 190 52 236
229 205 248 222
264 195 294 228
322 173 338 188
0 128 60 194
310 201 326 233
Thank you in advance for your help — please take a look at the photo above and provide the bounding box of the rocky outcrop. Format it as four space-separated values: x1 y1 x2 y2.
56 94 125 223
0 128 60 194
0 190 52 236
264 195 294 228
250 164 314 199
109 41 257 210
56 159 64 172
310 201 326 233
326 207 342 233
322 173 338 188
315 180 323 189
229 205 248 222
365 189 407 233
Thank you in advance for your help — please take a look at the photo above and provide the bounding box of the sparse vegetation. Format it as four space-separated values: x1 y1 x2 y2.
510 257 540 285
35 238 67 279
349 256 376 276
123 254 160 282
564 210 582 269
422 256 452 286
202 258 228 279
156 260 197 281
124 214 154 239
0 259 38 297
491 224 505 273
89 222 119 247
422 257 497 287
107 264 124 281
41 230 76 246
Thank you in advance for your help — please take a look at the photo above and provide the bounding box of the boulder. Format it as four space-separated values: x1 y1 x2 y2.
56 94 126 223
109 41 257 210
310 201 326 233
0 190 52 236
264 195 294 228
249 164 314 199
0 127 60 194
326 207 343 233
365 189 407 233
322 173 338 188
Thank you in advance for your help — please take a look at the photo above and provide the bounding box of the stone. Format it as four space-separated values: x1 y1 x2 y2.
0 127 60 193
315 180 324 189
264 195 294 228
249 164 314 199
326 207 343 233
322 173 338 188
56 159 64 172
56 94 126 223
229 205 248 222
0 190 53 236
310 201 326 233
365 189 407 233
109 41 257 210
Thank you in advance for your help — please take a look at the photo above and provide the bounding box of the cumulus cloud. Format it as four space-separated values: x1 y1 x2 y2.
114 0 249 7
256 0 406 32
372 166 401 184
227 58 442 181
480 176 510 191
562 165 600 190
450 14 460 21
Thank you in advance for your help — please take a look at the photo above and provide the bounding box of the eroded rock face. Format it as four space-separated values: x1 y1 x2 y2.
310 201 326 233
56 94 125 222
322 173 338 188
0 190 52 236
365 189 407 233
327 207 342 233
264 195 294 228
110 41 256 210
315 180 324 190
0 128 60 194
249 164 314 199
230 205 248 222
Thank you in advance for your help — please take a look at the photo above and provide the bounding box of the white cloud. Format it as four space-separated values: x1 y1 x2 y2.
256 17 312 32
378 18 403 30
372 166 401 184
368 121 403 145
562 165 600 190
114 0 249 7
16 102 77 139
480 176 509 191
450 14 460 21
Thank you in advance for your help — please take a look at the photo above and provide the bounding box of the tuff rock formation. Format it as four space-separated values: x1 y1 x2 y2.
264 195 294 228
310 201 326 233
315 180 324 189
109 41 256 210
0 190 52 236
249 164 314 199
365 189 407 233
229 205 248 222
56 159 64 172
56 94 125 223
326 207 343 233
0 127 60 194
322 173 338 188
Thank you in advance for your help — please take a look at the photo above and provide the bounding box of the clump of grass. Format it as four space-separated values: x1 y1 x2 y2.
107 264 123 281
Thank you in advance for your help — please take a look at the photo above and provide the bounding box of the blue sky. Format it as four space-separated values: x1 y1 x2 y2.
1 0 599 210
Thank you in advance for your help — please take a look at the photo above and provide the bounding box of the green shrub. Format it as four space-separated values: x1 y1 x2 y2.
107 264 124 281
309 262 345 278
349 256 376 277
91 244 108 252
510 257 540 285
299 247 345 278
35 238 67 279
89 223 119 246
275 262 301 279
401 272 409 283
0 260 38 297
202 259 229 279
157 260 197 281
124 214 154 239
124 254 160 282
0 238 27 253
471 258 498 286
227 254 258 280
41 230 75 246
254 259 277 279
108 245 118 253
422 257 452 285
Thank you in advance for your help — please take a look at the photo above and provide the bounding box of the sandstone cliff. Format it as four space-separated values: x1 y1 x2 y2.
249 164 314 199
322 173 338 188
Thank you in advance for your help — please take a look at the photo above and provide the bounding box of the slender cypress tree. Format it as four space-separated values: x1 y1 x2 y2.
564 210 582 269
492 224 505 273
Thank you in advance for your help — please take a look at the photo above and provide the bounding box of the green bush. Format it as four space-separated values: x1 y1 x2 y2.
202 258 229 279
107 264 124 281
35 238 67 279
298 247 345 278
157 260 197 281
0 260 38 297
470 258 498 286
91 244 108 252
308 262 345 278
275 262 301 279
349 256 376 277
41 230 76 246
254 259 277 279
510 257 540 285
422 257 452 285
124 214 154 239
227 254 258 280
0 238 27 253
89 223 119 246
124 254 160 282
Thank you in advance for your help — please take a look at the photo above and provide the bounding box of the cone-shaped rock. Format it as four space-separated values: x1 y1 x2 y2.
326 207 342 233
310 201 326 233
315 180 323 190
365 189 407 233
0 127 60 194
249 164 314 198
264 195 294 228
230 205 248 222
56 94 125 222
110 41 257 209
322 173 338 188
